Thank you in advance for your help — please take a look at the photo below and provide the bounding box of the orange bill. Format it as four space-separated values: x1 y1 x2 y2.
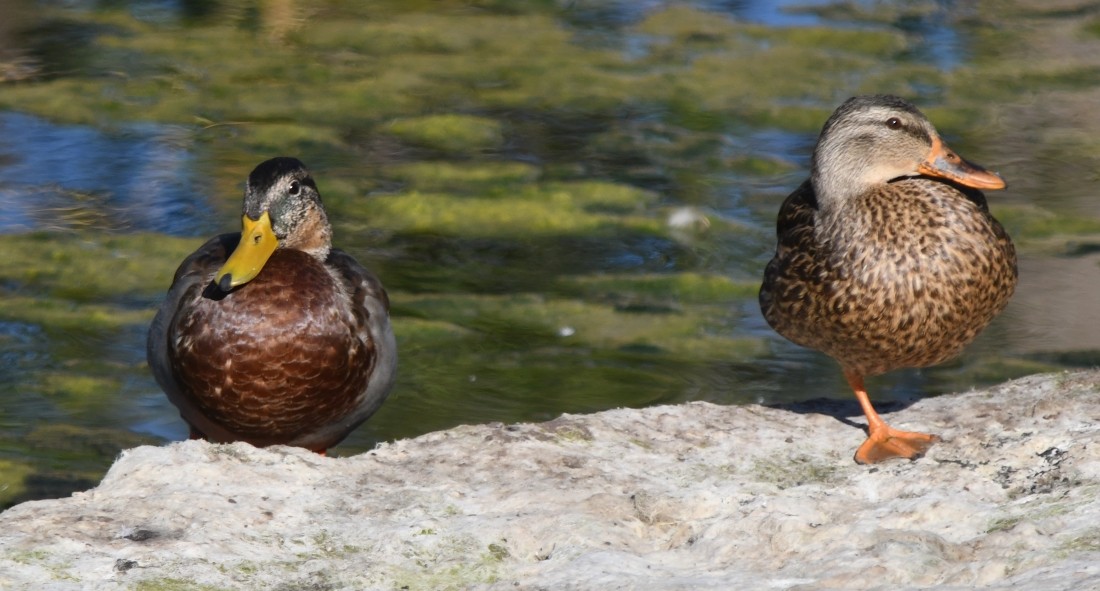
917 136 1006 190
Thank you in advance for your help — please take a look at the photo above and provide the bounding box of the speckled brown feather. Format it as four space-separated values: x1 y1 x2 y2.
758 95 1017 463
760 171 1017 377
148 158 396 452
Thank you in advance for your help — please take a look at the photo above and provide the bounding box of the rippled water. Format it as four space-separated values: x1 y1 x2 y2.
0 112 212 236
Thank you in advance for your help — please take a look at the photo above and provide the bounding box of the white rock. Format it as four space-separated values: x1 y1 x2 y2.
1 371 1099 590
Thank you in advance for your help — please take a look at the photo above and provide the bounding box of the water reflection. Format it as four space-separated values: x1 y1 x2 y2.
566 0 838 28
709 0 838 27
0 112 211 236
0 321 44 392
569 0 967 71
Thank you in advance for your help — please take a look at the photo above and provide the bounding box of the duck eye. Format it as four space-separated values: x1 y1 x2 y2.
288 180 301 196
885 117 902 130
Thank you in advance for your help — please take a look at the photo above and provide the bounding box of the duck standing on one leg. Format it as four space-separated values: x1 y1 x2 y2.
759 95 1017 464
147 157 397 455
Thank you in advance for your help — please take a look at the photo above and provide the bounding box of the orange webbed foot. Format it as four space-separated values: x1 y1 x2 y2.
854 424 939 464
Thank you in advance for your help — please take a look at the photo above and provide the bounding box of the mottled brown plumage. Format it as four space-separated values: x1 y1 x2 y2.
759 95 1017 464
148 157 396 453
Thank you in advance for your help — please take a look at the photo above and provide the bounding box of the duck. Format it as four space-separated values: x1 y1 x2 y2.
147 157 397 454
759 95 1017 464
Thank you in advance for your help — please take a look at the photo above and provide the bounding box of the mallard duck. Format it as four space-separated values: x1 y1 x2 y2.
759 95 1017 464
147 157 397 454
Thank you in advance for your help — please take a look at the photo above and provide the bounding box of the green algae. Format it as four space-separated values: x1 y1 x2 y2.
0 232 197 302
133 579 225 591
636 6 906 59
384 161 539 193
385 115 504 154
0 231 177 508
752 454 842 490
0 459 34 507
389 531 507 590
395 292 762 359
0 4 932 139
557 273 760 305
0 296 151 333
23 424 155 458
0 238 167 394
725 155 799 177
236 122 350 156
985 515 1024 533
487 542 510 561
358 181 661 238
38 374 122 410
927 355 1065 393
6 549 49 565
1057 528 1100 556
0 424 157 511
749 24 908 55
992 204 1100 245
547 422 596 444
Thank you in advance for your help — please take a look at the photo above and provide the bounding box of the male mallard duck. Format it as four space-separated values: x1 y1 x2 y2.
759 95 1017 464
147 157 397 454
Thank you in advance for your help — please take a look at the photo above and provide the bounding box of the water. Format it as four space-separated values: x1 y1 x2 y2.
0 0 1097 506
0 112 212 236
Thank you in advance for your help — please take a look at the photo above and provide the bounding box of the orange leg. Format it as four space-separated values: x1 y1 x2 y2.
845 371 939 464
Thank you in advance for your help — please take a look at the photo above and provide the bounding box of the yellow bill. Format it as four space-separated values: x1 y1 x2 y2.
214 211 278 292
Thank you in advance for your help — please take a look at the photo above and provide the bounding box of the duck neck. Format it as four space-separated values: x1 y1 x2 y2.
289 205 333 261
811 157 869 218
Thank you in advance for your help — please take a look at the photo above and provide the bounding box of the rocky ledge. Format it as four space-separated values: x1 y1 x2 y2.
1 371 1099 590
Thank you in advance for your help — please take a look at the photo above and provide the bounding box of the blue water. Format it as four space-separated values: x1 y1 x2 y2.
0 112 213 236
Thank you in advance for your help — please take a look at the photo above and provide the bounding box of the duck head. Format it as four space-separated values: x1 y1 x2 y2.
214 157 332 292
810 95 1005 213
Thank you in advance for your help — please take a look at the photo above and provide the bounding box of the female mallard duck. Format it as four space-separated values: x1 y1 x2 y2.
759 95 1017 464
147 157 397 454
